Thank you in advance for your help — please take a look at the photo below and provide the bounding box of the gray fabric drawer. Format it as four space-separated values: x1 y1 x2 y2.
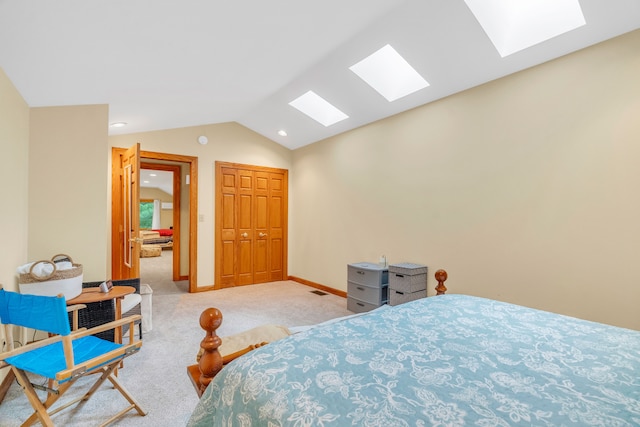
389 271 427 293
389 288 426 306
388 263 428 275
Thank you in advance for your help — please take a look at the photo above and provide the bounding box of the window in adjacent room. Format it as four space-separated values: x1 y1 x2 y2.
140 199 154 229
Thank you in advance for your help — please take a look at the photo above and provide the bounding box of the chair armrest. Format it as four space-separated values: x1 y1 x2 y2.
70 315 142 340
0 334 64 361
56 341 143 382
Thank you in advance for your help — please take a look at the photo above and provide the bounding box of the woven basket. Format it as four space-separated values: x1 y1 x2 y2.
18 254 83 300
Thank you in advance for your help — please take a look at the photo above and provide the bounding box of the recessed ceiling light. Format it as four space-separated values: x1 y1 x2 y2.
350 44 429 102
464 0 586 57
143 180 150 184
109 122 127 128
149 173 157 177
289 91 348 127
277 130 288 137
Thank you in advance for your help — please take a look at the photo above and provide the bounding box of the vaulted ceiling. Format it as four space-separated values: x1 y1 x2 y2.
1 1 638 150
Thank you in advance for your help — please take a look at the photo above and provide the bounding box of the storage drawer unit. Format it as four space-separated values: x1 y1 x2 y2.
347 262 388 313
388 263 428 293
347 262 388 287
388 263 427 306
348 281 388 306
347 297 380 313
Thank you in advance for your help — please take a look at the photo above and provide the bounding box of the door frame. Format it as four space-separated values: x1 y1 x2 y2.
140 162 182 282
112 149 199 292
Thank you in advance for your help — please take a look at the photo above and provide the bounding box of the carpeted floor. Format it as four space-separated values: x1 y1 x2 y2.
0 250 352 426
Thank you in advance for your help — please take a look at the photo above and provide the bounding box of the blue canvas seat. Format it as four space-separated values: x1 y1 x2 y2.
0 287 146 426
6 336 121 380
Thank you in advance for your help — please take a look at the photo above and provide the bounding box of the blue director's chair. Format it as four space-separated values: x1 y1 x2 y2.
0 287 146 426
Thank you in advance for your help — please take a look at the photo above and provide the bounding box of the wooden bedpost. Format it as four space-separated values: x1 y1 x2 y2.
198 308 223 394
435 269 448 295
187 307 223 397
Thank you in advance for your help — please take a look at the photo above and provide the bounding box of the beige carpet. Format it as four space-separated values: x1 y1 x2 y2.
1 250 352 426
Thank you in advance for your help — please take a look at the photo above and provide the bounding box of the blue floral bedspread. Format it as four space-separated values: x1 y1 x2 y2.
188 295 640 426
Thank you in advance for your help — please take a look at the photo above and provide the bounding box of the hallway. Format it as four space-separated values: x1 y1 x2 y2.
139 249 188 295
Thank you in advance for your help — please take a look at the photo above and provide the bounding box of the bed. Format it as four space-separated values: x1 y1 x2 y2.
187 271 640 426
139 229 173 248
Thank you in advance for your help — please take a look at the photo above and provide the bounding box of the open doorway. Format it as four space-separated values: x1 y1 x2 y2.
112 148 198 292
139 163 183 293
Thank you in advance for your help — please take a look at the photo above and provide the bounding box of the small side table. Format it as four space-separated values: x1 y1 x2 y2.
67 286 135 344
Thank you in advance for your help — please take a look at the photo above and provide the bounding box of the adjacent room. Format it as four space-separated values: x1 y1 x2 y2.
1 1 639 425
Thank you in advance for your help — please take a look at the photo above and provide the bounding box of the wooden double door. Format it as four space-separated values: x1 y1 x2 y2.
215 162 288 288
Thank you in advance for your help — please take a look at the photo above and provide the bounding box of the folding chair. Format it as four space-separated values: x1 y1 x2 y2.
0 287 147 426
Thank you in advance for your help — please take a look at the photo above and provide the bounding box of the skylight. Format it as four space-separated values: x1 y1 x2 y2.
349 44 429 102
464 0 586 58
289 91 349 127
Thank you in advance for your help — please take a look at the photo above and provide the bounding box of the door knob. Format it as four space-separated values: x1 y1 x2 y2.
259 232 268 237
241 232 248 238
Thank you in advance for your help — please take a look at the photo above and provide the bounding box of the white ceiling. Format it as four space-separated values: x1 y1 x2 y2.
1 1 639 150
140 169 173 195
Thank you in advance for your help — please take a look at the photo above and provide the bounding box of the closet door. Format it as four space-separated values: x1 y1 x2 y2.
215 162 288 288
217 166 238 287
253 171 269 283
237 168 254 285
267 171 285 282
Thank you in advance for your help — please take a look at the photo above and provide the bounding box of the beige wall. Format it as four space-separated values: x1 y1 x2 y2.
3 30 638 333
0 68 29 292
290 30 640 330
109 122 292 287
0 68 29 384
29 105 109 282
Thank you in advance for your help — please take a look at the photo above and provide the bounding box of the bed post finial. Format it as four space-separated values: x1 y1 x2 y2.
434 269 448 295
198 307 223 394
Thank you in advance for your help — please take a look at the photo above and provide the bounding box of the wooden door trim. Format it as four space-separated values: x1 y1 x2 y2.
214 161 288 289
141 150 198 293
112 149 198 292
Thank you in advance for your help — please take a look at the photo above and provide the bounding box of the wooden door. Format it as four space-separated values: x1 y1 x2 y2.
215 162 288 288
111 144 141 279
237 168 254 285
268 171 285 280
255 170 286 282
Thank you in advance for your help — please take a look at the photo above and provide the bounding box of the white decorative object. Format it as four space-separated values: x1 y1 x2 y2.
140 284 153 333
18 255 83 300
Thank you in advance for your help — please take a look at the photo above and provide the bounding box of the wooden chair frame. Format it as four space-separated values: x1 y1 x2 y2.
0 290 147 427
